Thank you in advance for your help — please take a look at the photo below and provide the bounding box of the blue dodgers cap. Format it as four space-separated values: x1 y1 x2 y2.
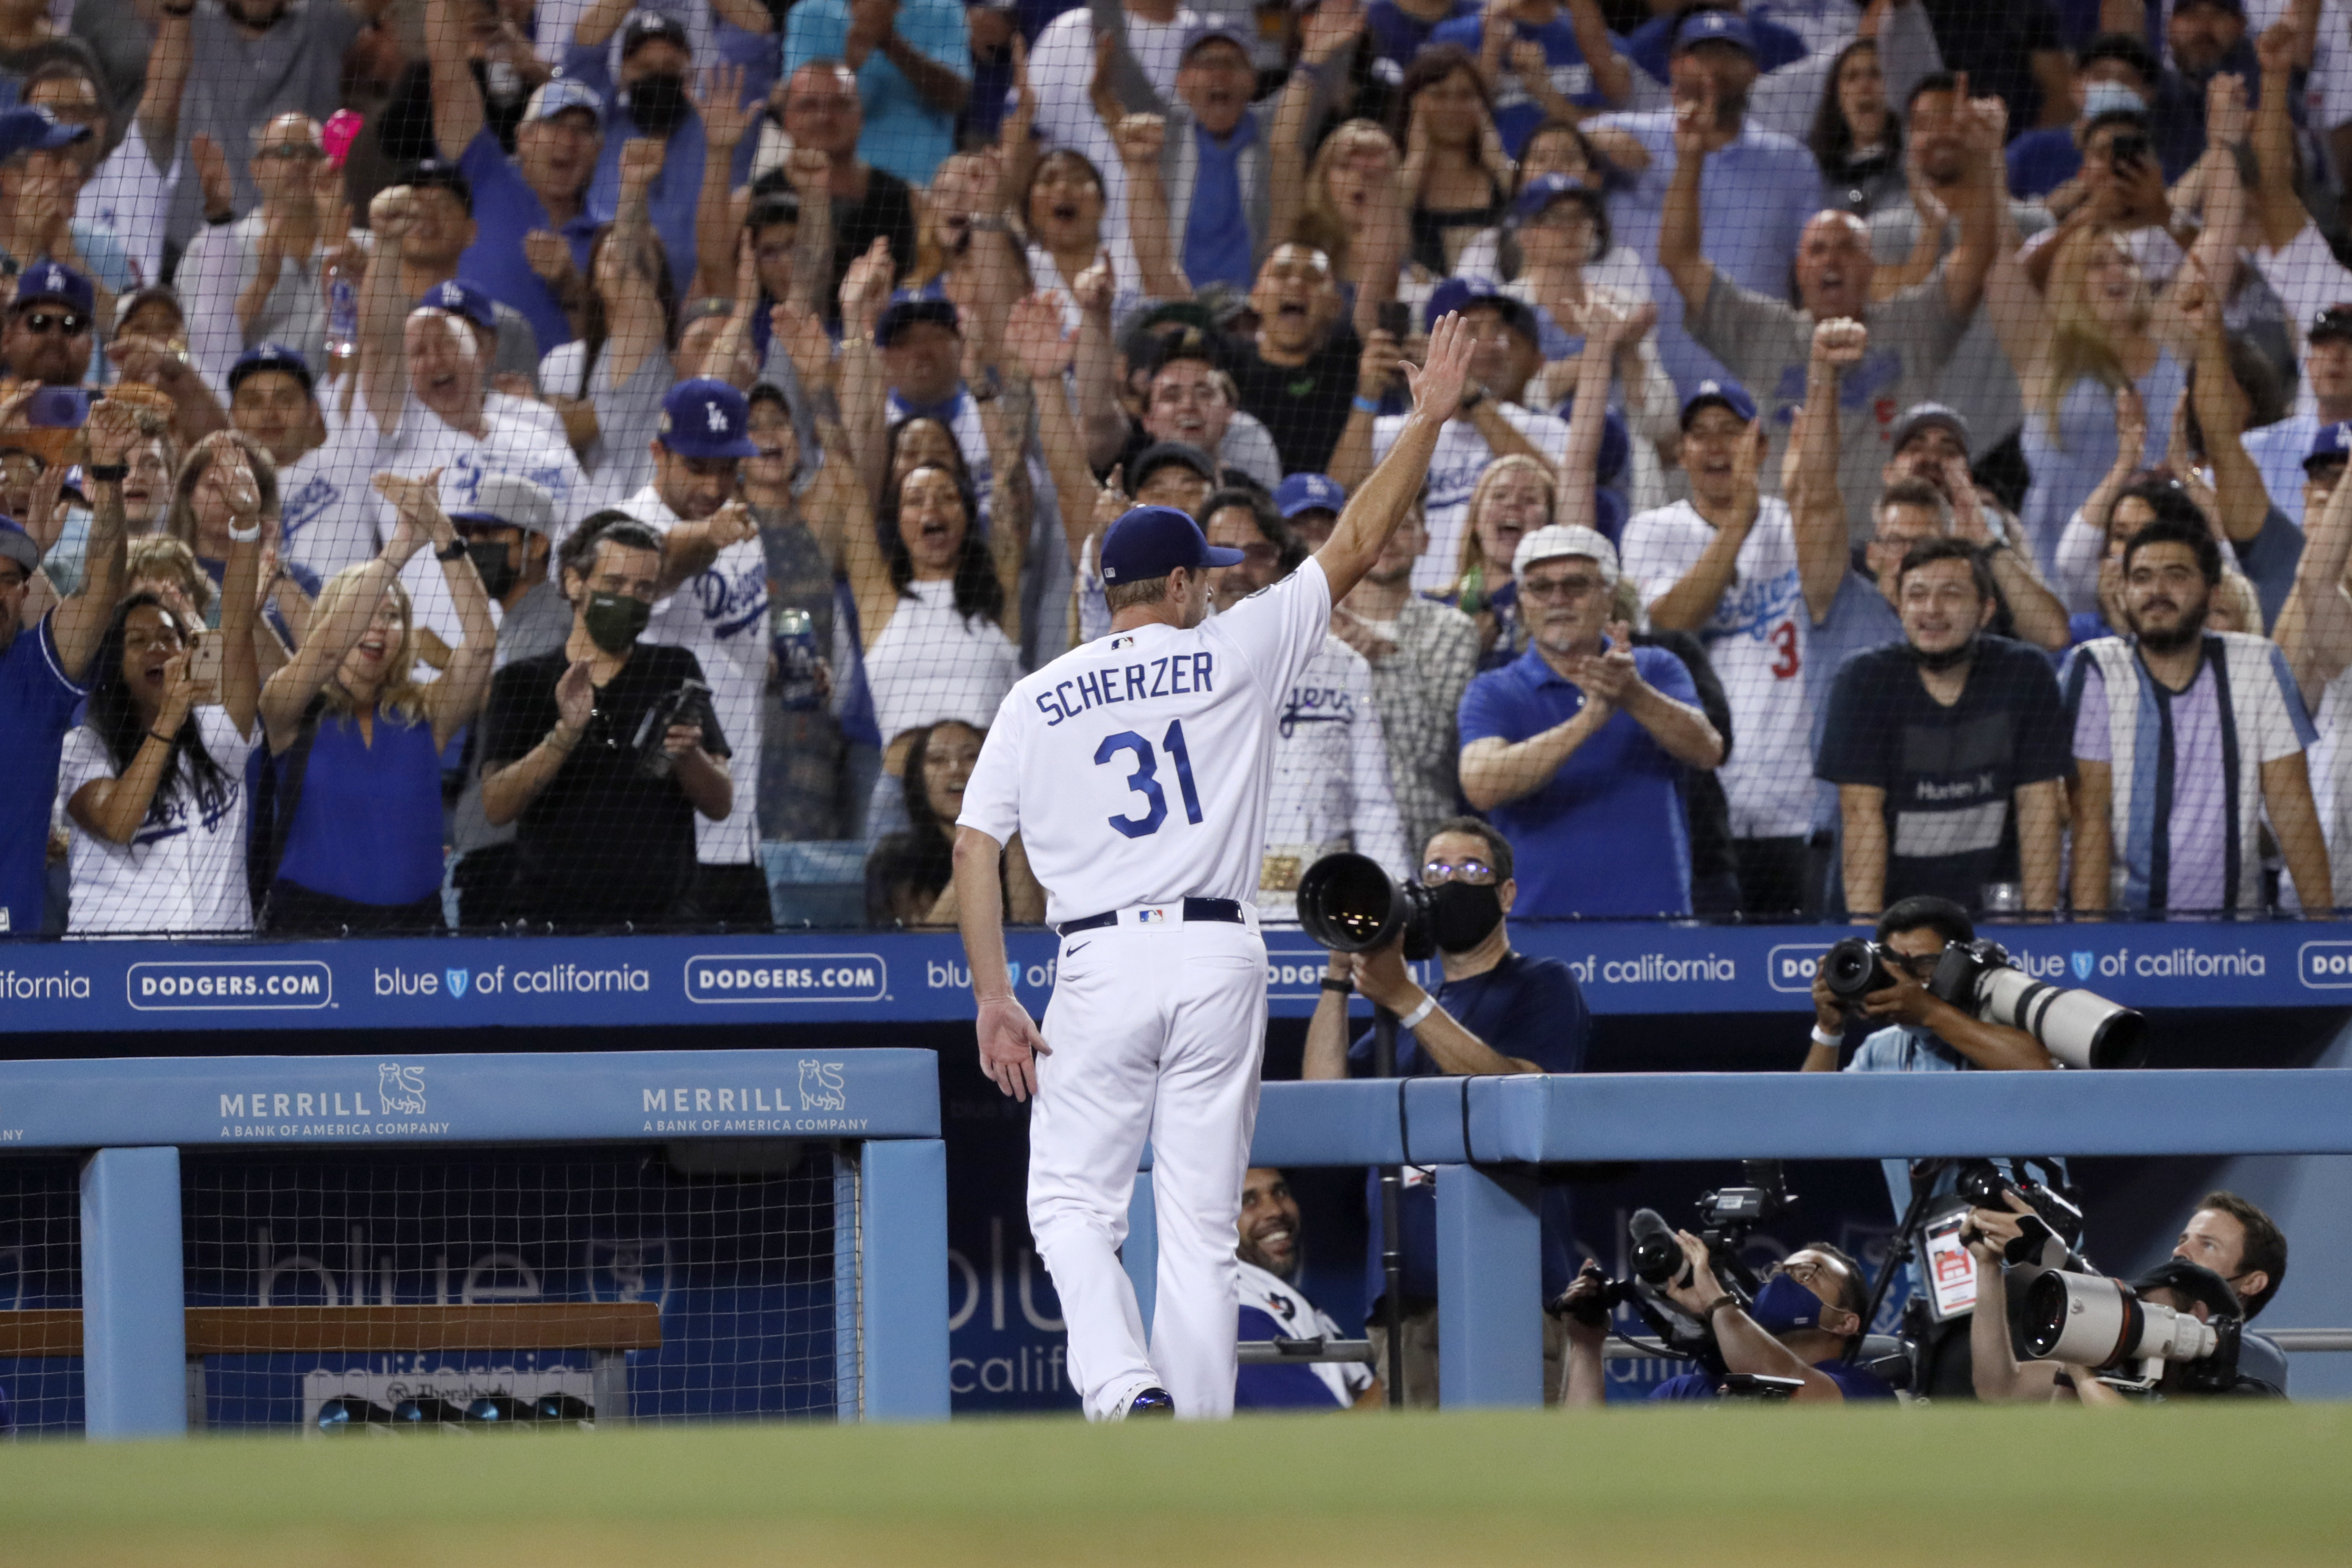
1680 377 1758 428
875 291 960 348
0 105 88 164
13 259 91 318
1511 172 1603 225
0 514 37 574
417 278 498 332
1180 15 1255 60
228 342 316 398
1674 8 1758 56
2307 420 2352 471
1099 505 1245 584
1424 276 1539 340
1274 471 1344 519
658 377 760 460
524 76 605 128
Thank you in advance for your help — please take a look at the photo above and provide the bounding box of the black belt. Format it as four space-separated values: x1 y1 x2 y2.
1056 897 1245 938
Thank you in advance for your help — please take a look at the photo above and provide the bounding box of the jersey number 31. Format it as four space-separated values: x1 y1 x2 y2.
1095 721 1204 839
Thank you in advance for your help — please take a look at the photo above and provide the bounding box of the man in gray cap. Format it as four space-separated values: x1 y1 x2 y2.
446 470 568 928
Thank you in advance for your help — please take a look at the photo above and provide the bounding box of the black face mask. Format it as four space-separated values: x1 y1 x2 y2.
582 590 652 654
1902 631 1979 673
625 73 691 138
467 539 518 601
1429 880 1504 953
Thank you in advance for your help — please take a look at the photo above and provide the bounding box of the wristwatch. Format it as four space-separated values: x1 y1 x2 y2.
436 539 471 562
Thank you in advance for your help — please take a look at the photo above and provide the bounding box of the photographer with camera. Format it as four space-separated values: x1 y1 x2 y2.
479 513 732 931
1558 1233 1891 1405
1804 896 2053 1084
1301 818 1591 1406
2175 1192 2290 1391
1966 1198 2284 1402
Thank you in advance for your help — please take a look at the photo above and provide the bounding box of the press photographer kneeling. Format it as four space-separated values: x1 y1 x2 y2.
1557 1228 1892 1405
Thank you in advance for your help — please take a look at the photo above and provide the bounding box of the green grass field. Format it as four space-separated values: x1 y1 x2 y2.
6 1405 2352 1566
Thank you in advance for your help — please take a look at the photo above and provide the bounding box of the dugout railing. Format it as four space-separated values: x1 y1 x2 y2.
0 1049 948 1437
1127 1070 2352 1407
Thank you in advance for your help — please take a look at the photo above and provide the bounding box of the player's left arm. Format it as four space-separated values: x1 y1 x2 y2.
954 824 1052 1100
1313 313 1474 602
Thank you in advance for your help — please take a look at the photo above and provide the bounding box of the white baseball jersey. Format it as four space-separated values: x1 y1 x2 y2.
1259 635 1411 920
1621 496 1818 839
1372 406 1572 595
617 485 772 867
959 559 1334 924
1237 1260 1374 1408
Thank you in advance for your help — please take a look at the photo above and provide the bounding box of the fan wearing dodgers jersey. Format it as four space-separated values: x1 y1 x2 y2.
949 316 1474 1422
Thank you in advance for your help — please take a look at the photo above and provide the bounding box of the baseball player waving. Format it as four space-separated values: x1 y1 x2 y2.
952 315 1476 1421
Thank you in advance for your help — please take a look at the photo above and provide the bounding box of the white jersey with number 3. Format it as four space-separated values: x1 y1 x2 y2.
959 559 1334 924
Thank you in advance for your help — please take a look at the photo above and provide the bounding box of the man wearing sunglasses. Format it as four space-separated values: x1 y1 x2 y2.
1302 817 1591 1405
3 258 97 389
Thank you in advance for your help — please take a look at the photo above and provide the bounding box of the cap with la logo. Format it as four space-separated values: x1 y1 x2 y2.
13 259 93 321
2305 420 2352 473
658 377 760 460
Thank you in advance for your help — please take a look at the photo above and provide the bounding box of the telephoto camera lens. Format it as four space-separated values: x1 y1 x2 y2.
1820 937 1895 1000
464 1395 538 1425
391 1396 468 1426
1627 1207 1684 1286
2023 1271 2220 1369
1296 852 1438 959
533 1393 594 1423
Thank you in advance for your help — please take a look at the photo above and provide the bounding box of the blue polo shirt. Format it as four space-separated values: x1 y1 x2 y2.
1346 950 1591 1302
566 22 773 298
1183 115 1259 292
1429 9 1614 156
0 613 89 933
455 128 601 354
1455 642 1699 918
783 0 968 187
1651 1359 1894 1401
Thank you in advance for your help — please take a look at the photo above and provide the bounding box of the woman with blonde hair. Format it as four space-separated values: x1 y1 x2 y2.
1295 119 1434 336
167 428 316 648
253 470 496 933
1990 218 2216 577
1443 453 1557 667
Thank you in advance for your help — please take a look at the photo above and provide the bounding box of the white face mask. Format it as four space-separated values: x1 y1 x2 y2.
2081 81 2151 120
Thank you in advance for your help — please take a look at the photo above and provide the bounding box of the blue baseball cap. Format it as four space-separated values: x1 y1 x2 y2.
1674 9 1757 56
524 77 605 129
1099 505 1245 585
228 342 316 398
1511 173 1603 225
1274 472 1345 519
0 515 38 575
417 278 498 333
1180 16 1255 61
13 259 91 319
2307 421 2352 471
658 378 760 460
0 105 88 165
875 291 960 348
1680 377 1758 428
1424 276 1539 340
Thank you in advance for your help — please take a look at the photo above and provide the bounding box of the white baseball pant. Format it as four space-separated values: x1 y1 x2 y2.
1027 916 1267 1420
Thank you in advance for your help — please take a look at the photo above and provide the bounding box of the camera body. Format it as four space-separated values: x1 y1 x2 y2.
1820 935 2147 1069
1953 1158 2085 1267
1297 851 1439 961
632 678 725 780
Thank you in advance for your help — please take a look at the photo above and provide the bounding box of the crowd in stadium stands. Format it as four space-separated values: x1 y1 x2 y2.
13 0 2352 934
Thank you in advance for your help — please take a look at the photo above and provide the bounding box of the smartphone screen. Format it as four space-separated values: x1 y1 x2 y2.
1375 300 1411 339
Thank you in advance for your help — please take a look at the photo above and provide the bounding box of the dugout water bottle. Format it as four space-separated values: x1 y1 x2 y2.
773 606 821 711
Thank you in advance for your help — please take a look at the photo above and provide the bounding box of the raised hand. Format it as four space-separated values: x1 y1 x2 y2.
83 399 143 469
706 499 756 550
21 455 64 556
838 235 896 336
785 143 832 197
523 229 573 284
155 646 197 733
372 466 446 559
192 133 232 216
2207 71 2249 151
1091 463 1130 537
1780 405 1808 497
2257 17 2298 75
217 446 263 521
692 62 756 151
1006 289 1076 381
1299 0 1365 65
1564 618 1638 702
1401 311 1473 423
1811 315 1868 370
1943 453 1992 542
1111 112 1165 172
1729 416 1766 517
2113 384 2148 467
368 184 418 247
1673 74 1723 158
555 657 595 730
1071 248 1115 317
619 138 665 204
770 301 837 390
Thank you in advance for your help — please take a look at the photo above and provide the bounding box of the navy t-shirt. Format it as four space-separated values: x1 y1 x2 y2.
2005 126 2080 200
1650 1359 1895 1401
0 614 89 933
1815 636 2073 910
1347 951 1591 1302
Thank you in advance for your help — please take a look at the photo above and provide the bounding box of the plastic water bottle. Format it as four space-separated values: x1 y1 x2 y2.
324 252 359 364
773 606 821 711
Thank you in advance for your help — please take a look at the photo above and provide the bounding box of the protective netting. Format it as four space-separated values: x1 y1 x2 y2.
0 0 2345 934
0 1142 847 1436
